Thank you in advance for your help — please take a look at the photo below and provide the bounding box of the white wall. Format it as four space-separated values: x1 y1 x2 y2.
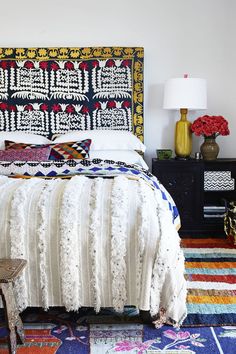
0 0 235 167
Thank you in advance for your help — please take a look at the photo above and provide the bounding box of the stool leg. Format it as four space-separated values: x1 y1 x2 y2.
1 282 25 354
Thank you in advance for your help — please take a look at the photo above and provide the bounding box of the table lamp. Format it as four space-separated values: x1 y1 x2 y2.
163 75 207 159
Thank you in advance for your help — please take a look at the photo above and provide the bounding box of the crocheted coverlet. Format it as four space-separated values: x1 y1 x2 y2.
0 161 187 327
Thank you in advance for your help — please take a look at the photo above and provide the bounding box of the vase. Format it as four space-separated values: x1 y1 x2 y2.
174 108 192 158
200 136 219 160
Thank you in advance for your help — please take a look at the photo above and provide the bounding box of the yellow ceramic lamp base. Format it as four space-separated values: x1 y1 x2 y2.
175 108 192 158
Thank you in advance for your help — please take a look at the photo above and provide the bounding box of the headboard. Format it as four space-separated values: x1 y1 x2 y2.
0 47 144 141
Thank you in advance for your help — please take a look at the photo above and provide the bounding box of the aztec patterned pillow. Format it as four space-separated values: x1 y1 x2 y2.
0 146 51 161
5 139 91 160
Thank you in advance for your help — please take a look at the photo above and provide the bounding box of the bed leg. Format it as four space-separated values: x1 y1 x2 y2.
139 310 153 324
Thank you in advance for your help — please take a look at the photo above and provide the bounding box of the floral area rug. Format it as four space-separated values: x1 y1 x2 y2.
0 307 236 354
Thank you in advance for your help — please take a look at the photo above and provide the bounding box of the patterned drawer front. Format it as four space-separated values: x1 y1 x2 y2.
204 171 235 191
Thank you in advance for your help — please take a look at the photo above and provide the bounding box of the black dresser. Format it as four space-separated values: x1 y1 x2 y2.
152 158 236 237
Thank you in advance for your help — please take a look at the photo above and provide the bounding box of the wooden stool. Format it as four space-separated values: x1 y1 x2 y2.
0 259 27 354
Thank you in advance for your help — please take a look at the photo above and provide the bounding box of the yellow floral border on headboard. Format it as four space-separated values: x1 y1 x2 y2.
0 46 144 142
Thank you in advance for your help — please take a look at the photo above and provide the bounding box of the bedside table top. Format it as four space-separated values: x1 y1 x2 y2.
152 158 236 163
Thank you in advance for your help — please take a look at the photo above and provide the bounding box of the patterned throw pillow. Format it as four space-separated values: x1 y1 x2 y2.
5 139 91 160
0 146 51 161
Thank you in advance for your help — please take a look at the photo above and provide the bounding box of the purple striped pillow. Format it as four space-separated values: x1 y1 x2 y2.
0 146 51 161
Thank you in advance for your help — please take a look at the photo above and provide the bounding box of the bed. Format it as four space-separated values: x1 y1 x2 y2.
0 46 187 327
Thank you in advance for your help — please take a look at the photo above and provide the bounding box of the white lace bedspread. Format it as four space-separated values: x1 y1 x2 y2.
0 174 187 326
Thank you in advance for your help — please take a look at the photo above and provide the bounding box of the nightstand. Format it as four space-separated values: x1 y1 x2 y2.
152 158 236 237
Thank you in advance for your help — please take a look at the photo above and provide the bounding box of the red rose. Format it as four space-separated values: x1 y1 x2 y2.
191 115 230 137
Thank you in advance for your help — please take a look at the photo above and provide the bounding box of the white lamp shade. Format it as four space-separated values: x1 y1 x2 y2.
163 78 207 110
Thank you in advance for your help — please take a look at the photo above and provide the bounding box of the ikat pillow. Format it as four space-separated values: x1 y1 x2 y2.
0 146 51 161
0 132 52 150
5 139 91 160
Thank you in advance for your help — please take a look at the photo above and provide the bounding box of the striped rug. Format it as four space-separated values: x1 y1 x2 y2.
182 238 236 326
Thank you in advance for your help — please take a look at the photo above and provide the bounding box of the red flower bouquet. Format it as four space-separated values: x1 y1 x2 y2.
191 115 230 138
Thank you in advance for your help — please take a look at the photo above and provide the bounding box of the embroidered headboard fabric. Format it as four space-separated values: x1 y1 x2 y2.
0 47 144 141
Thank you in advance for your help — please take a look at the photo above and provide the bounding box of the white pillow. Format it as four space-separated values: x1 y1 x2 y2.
0 132 52 150
89 150 148 170
53 130 146 152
